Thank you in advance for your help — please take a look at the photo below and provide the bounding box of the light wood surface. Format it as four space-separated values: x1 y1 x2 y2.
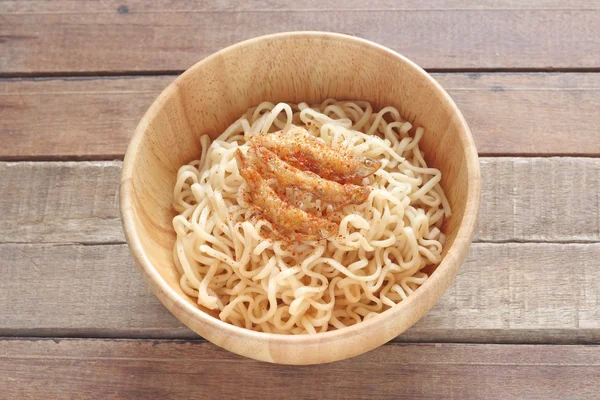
3 73 600 159
3 0 594 13
2 158 598 342
0 76 168 160
2 242 599 342
2 2 599 74
477 157 600 242
1 0 599 395
120 32 480 364
2 158 597 244
1 339 599 400
0 162 123 244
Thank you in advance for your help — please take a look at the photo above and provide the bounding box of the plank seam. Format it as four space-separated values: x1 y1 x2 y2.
3 68 600 80
0 335 598 346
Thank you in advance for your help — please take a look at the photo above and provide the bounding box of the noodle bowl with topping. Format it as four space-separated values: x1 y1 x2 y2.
172 99 451 334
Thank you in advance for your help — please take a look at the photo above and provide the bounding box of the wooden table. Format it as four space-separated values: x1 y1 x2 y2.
1 1 599 399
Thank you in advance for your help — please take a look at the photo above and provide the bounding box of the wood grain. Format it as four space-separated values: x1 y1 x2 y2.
3 0 595 13
440 73 600 156
0 162 123 244
0 243 189 338
0 76 172 160
1 339 598 400
1 242 598 342
2 5 600 74
478 157 600 243
1 0 597 387
1 158 597 244
3 73 600 159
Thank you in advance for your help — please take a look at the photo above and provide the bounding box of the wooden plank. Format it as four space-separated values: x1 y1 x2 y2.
2 6 600 74
439 73 600 156
1 339 598 399
0 243 190 338
3 0 595 13
0 162 123 244
1 242 599 342
3 74 600 159
2 158 598 244
0 76 172 160
477 157 600 243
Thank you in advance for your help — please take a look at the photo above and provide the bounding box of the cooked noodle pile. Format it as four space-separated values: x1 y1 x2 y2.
172 99 451 334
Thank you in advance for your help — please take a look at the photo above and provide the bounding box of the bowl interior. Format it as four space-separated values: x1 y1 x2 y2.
121 32 479 364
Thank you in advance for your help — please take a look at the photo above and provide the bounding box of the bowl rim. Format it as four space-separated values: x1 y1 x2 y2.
121 31 481 347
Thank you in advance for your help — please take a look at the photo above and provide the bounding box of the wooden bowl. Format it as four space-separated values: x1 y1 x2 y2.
120 32 480 365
